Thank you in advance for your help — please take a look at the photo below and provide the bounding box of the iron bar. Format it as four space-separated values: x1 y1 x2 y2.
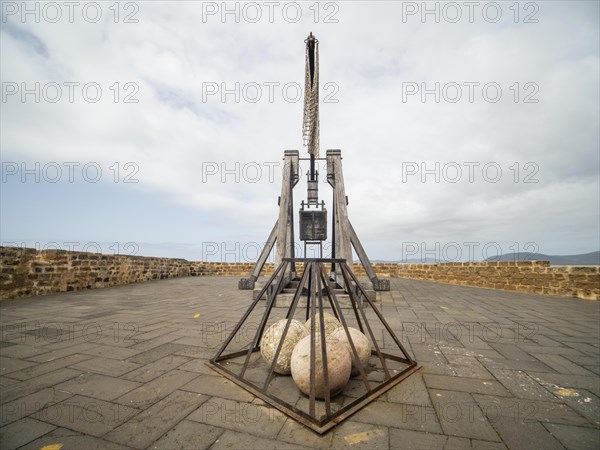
262 266 311 390
340 262 392 379
240 260 290 377
213 260 287 361
317 265 332 416
342 262 415 365
318 264 371 392
308 262 317 416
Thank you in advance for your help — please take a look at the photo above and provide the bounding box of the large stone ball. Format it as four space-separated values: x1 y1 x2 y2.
304 312 341 337
330 327 371 376
290 333 351 398
260 319 308 375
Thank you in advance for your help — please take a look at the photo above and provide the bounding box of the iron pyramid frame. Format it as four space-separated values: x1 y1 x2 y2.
208 258 419 434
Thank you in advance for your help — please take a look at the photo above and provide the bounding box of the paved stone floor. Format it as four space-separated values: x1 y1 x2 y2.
0 277 598 449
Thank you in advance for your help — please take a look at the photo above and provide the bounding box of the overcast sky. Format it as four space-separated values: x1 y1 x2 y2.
1 1 598 262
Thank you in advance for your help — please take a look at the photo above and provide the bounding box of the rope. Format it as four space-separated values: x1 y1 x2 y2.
302 41 319 158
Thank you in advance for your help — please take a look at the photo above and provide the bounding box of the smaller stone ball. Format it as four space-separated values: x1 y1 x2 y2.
304 312 341 337
261 319 308 374
330 327 371 376
290 333 352 399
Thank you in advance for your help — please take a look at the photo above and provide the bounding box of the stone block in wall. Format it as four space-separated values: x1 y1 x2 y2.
567 266 599 274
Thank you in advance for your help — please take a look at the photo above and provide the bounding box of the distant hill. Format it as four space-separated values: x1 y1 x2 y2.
485 251 600 265
371 251 599 265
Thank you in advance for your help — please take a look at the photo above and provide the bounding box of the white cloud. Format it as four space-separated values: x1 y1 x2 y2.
1 1 598 260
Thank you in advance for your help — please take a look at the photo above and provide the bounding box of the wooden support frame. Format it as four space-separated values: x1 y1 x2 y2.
240 149 388 292
326 150 390 291
239 150 299 289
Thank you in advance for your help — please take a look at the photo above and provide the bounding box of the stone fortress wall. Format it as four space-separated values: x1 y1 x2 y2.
1 247 598 301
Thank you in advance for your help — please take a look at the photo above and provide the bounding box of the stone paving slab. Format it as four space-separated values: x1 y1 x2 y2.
35 394 139 437
55 372 141 401
0 276 598 449
1 368 82 404
104 390 209 449
429 389 500 442
0 417 56 449
18 427 131 450
211 429 311 450
150 419 224 450
122 355 191 383
115 369 199 409
491 416 565 449
0 387 73 427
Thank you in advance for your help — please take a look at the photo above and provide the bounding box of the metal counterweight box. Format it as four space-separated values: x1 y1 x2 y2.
299 210 327 241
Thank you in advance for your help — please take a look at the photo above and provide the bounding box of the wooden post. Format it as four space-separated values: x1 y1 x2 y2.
327 150 353 288
275 151 299 270
327 149 390 292
239 150 298 289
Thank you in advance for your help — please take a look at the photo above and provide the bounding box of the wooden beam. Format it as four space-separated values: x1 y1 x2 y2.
275 150 299 269
326 150 353 288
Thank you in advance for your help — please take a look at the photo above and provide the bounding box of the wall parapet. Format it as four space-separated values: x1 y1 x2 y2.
1 247 597 301
1 247 189 300
388 261 598 300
